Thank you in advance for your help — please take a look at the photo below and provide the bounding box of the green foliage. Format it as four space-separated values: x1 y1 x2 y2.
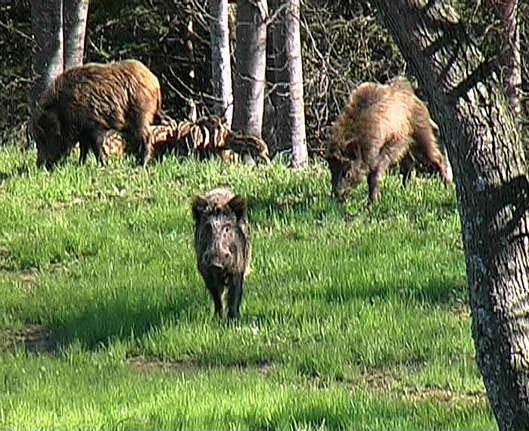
2 0 528 154
6 0 529 153
0 148 496 429
0 0 33 146
85 0 210 121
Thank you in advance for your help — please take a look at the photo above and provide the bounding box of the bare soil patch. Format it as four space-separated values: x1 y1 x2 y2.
125 355 276 375
2 323 57 354
401 385 488 406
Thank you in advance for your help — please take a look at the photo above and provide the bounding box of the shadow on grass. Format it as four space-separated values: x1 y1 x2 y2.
0 165 32 186
247 192 343 224
48 285 200 351
246 184 457 228
324 276 467 306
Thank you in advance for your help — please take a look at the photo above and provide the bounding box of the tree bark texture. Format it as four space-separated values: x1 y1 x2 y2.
268 0 307 167
232 0 268 137
496 0 521 119
63 0 89 70
210 0 234 126
371 1 529 429
185 0 197 121
30 0 64 126
30 0 89 142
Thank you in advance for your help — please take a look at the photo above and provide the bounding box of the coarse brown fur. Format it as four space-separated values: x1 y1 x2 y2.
191 188 251 322
327 77 450 202
34 60 161 169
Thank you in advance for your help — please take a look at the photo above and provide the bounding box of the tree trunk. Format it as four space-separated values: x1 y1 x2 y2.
268 0 307 167
63 0 89 70
496 0 521 119
210 0 234 126
30 0 88 143
232 0 268 138
186 0 197 121
371 1 529 429
30 0 64 130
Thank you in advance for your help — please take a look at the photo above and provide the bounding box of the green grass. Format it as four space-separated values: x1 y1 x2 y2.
0 146 496 429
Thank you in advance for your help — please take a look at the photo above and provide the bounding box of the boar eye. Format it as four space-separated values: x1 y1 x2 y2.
223 225 232 234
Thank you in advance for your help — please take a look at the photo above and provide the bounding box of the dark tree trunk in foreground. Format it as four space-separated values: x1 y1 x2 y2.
63 0 89 70
372 1 529 429
232 0 268 137
268 0 307 167
496 0 521 118
210 0 234 126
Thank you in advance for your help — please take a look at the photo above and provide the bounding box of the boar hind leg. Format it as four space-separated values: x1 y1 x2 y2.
136 126 152 168
79 141 90 165
227 274 243 322
79 127 106 166
129 111 154 167
413 113 450 184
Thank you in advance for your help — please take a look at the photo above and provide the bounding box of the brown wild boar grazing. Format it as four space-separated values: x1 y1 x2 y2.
33 60 161 169
192 188 251 321
327 77 451 202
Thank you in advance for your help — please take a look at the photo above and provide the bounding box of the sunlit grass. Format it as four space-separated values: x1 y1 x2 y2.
0 146 496 429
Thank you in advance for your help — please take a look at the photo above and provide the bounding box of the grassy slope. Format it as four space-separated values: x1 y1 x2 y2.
0 147 496 429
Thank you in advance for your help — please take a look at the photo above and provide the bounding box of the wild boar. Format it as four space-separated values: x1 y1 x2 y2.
33 59 161 169
191 188 251 321
327 77 451 202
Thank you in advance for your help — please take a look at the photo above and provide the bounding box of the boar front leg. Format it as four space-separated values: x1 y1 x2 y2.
227 274 244 322
367 152 394 202
203 272 225 319
367 168 384 203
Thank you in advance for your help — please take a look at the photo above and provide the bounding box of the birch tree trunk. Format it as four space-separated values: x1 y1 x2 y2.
30 0 64 128
371 1 529 428
30 0 89 143
232 0 268 138
210 0 234 127
63 0 89 70
185 0 197 121
268 0 307 167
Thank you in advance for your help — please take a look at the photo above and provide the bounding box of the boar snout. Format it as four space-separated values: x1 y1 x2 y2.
202 245 231 270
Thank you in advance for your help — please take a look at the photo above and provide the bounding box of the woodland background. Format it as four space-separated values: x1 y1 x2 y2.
1 0 527 155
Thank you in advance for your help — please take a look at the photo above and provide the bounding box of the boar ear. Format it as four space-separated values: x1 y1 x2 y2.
191 196 207 222
229 195 248 221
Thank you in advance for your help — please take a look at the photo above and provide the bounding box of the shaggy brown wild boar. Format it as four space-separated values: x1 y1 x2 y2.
327 77 451 202
192 188 251 321
33 60 161 169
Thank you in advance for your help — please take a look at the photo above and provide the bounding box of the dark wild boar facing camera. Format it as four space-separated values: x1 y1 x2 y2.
33 59 161 169
192 188 251 322
327 77 451 203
